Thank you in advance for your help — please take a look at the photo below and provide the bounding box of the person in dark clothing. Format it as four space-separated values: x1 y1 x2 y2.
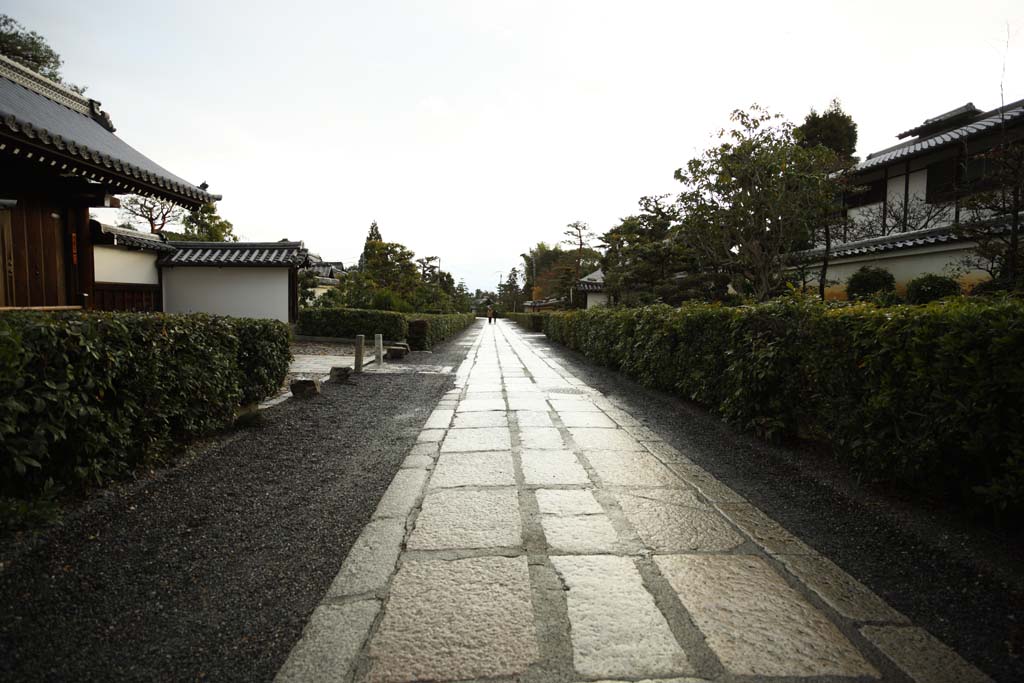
486 306 494 324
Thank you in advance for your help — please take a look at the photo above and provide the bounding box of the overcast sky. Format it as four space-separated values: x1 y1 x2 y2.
9 0 1024 291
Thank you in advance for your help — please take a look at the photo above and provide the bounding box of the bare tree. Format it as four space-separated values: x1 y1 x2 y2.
119 195 185 233
848 194 955 241
562 220 595 303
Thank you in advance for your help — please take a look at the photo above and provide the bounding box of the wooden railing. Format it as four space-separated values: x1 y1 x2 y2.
92 282 162 312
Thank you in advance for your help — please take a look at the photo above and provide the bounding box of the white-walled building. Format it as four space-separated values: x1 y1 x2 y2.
89 222 308 322
801 97 1024 298
577 268 609 308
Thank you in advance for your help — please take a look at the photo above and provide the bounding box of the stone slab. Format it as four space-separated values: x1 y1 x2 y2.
617 490 743 552
416 429 446 443
508 397 550 411
275 600 380 682
536 489 604 515
408 442 438 456
552 555 692 679
327 518 406 597
373 468 429 520
519 427 567 450
516 410 554 427
441 426 512 452
716 503 814 555
423 408 454 430
655 554 876 677
584 450 685 487
368 556 539 682
570 428 645 451
542 515 621 553
400 453 434 469
777 553 909 624
429 451 516 488
407 488 521 549
521 450 592 486
551 399 602 413
860 625 992 683
558 411 617 428
452 411 508 428
456 398 507 412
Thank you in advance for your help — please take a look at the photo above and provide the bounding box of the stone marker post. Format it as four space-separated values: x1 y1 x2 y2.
355 334 364 373
375 333 384 366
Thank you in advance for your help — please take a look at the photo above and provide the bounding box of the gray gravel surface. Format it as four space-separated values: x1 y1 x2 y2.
0 328 475 682
532 330 1024 683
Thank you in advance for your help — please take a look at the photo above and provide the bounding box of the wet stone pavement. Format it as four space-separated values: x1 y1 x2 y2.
276 320 993 683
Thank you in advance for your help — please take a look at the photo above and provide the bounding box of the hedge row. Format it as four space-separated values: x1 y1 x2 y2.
0 311 291 502
506 312 547 332
541 298 1024 512
405 313 477 350
296 307 409 340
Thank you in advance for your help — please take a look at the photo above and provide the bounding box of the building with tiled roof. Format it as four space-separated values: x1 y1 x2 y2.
0 53 220 309
799 96 1023 298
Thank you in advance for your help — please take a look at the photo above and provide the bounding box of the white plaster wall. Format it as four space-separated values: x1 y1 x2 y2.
804 242 990 299
907 169 927 202
93 246 159 284
847 202 881 224
162 267 290 322
586 292 609 308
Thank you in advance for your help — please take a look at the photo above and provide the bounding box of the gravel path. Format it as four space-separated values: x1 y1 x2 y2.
531 329 1024 682
0 331 474 682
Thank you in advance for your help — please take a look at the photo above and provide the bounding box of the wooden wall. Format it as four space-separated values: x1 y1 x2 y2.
0 193 91 308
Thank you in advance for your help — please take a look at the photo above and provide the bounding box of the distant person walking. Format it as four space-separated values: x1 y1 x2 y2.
486 306 495 324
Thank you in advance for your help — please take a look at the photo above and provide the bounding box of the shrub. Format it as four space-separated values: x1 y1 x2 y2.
906 274 961 304
297 307 409 340
846 266 896 300
540 297 1024 514
405 313 476 350
233 318 292 405
506 312 546 332
0 311 291 505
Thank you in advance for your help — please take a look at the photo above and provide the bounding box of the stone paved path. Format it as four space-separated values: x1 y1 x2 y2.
277 320 993 683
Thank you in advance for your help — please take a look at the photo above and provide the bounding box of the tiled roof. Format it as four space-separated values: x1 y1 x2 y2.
854 98 1024 172
797 225 965 260
98 223 175 253
0 54 217 206
577 268 605 292
160 241 309 267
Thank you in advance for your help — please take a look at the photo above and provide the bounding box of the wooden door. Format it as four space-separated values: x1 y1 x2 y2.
0 208 11 306
1 196 68 307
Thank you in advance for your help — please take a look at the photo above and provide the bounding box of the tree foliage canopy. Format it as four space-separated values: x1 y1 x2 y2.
182 202 237 242
674 106 839 301
0 14 84 93
795 98 858 162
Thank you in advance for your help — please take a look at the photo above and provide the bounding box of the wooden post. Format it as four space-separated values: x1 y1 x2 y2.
355 334 364 373
375 333 384 366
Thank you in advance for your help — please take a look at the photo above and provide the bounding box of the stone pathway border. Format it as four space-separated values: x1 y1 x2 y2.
277 320 993 683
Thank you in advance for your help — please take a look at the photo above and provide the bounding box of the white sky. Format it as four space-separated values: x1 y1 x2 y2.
9 0 1024 291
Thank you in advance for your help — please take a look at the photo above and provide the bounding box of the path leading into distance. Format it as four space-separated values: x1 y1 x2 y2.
277 319 991 683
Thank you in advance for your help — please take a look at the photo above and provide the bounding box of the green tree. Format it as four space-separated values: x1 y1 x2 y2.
601 195 693 304
361 240 419 298
795 99 858 162
674 106 838 301
0 15 84 93
181 202 237 242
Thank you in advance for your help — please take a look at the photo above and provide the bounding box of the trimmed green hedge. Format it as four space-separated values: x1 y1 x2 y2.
542 298 1024 512
0 311 291 503
506 312 547 332
405 313 477 350
297 307 409 340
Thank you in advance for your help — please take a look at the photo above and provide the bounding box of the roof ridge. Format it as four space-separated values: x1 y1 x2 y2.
0 53 90 113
